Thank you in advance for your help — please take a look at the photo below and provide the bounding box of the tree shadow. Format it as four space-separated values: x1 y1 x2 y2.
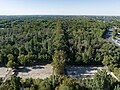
66 66 101 78
18 67 31 72
14 67 31 76
32 66 44 69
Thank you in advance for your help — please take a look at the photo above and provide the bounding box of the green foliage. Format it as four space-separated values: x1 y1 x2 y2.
112 30 117 39
0 16 119 67
18 55 27 66
102 55 118 71
52 50 66 75
114 85 120 90
57 78 80 90
39 80 52 90
7 54 14 61
93 70 112 90
0 16 120 89
6 60 17 68
10 75 21 90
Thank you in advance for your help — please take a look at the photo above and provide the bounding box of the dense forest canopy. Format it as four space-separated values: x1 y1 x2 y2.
0 16 120 90
0 16 119 67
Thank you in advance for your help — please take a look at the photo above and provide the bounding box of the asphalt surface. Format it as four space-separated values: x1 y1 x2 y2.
106 29 120 47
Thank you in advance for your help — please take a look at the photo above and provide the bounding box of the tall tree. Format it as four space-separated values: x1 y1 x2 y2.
52 50 66 75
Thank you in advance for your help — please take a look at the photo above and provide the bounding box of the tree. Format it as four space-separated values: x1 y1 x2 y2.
112 30 117 39
0 53 4 63
93 70 113 90
102 55 118 71
10 75 21 90
53 19 67 51
19 45 28 55
39 79 52 90
82 52 88 64
18 55 27 66
6 60 18 68
0 82 12 90
57 78 80 90
7 54 18 68
114 85 120 90
12 47 19 57
52 50 66 75
7 54 14 61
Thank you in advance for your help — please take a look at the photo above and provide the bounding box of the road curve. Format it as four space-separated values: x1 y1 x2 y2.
105 28 120 47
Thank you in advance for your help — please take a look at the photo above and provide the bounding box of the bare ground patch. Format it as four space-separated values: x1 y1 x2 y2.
66 66 103 78
16 64 53 79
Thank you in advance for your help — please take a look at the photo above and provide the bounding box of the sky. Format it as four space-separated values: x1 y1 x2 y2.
0 0 120 16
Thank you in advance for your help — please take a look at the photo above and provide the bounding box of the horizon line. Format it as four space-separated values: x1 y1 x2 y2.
0 14 120 16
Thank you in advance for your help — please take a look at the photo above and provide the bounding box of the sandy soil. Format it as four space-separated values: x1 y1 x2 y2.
17 64 53 79
0 67 7 78
66 66 103 78
0 67 12 78
0 65 103 80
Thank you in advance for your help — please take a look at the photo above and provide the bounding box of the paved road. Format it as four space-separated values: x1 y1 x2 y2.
106 28 120 47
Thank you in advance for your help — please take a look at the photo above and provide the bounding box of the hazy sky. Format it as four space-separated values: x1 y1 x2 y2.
0 0 120 15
